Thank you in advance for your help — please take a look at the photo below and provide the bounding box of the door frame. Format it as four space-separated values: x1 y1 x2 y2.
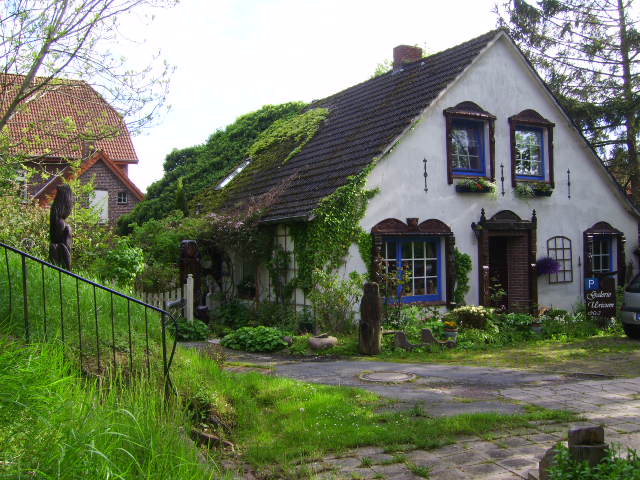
472 209 538 313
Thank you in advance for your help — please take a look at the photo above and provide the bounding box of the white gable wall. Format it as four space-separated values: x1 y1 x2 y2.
343 35 638 311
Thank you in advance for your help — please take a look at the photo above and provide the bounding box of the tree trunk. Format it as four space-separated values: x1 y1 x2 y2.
617 0 639 203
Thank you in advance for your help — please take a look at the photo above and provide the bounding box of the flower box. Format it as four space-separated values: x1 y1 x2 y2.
455 184 493 194
533 189 553 197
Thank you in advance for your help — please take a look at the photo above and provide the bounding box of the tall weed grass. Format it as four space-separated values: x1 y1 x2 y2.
0 246 169 375
0 336 222 479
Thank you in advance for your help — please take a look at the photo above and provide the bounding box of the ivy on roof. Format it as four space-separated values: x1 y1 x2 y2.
203 107 329 212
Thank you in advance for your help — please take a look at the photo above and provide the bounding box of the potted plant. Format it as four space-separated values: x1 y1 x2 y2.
443 320 459 341
530 318 543 334
455 177 496 194
535 256 561 276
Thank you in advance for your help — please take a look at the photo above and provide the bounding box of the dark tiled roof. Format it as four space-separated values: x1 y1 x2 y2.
2 75 138 163
223 30 499 222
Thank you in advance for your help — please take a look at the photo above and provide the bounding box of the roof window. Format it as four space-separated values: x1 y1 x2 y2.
216 159 251 190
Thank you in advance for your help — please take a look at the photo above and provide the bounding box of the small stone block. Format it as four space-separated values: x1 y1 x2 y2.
568 425 604 446
309 335 338 351
538 445 560 480
569 444 608 467
526 469 539 480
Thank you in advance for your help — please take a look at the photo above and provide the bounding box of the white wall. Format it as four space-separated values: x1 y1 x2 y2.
343 35 638 311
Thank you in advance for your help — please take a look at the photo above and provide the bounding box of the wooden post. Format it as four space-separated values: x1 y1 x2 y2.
185 274 194 322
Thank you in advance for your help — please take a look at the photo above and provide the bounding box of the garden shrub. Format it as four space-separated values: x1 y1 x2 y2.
212 299 253 329
170 317 210 341
549 444 640 480
221 326 288 352
446 305 494 329
253 301 297 331
494 312 533 331
95 237 144 287
307 270 365 334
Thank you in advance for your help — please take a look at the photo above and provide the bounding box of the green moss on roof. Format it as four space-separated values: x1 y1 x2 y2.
208 107 329 212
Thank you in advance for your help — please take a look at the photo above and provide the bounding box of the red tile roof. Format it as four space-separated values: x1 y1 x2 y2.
35 150 144 204
2 75 138 163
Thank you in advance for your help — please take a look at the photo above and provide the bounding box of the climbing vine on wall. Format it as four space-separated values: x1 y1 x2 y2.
454 248 472 306
291 164 378 292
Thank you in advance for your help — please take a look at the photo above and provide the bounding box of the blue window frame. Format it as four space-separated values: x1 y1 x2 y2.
592 236 613 274
515 126 545 180
382 237 442 302
451 119 485 176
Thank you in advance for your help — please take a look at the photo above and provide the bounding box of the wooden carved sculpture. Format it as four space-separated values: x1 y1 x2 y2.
49 184 74 270
359 282 383 355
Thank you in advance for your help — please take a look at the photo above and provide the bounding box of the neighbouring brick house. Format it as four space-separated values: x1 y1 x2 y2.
2 74 144 224
213 29 640 313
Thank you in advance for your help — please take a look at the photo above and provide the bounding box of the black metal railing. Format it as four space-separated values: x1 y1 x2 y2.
0 241 179 397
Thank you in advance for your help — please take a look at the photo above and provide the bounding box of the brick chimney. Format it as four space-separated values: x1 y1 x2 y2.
393 45 422 70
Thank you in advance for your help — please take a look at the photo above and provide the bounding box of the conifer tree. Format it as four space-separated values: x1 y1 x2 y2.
497 0 640 200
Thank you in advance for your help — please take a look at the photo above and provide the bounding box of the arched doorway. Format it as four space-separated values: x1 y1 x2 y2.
472 209 537 313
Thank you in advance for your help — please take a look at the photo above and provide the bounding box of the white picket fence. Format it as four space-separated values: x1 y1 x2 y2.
136 274 194 322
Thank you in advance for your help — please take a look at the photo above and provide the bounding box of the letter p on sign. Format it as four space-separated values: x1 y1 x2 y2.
585 277 600 291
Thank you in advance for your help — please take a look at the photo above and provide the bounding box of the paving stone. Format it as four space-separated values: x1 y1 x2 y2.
351 447 385 457
428 444 464 457
525 433 559 443
507 444 549 458
612 423 640 433
498 436 532 448
405 450 439 465
428 469 467 480
460 462 510 476
337 467 377 478
370 463 413 476
326 457 362 469
497 456 539 470
437 451 489 466
485 448 514 460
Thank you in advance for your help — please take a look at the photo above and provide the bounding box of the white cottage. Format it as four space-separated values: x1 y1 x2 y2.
218 30 640 313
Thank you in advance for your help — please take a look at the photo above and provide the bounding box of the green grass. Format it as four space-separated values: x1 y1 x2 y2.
0 336 223 479
0 247 167 375
171 346 578 467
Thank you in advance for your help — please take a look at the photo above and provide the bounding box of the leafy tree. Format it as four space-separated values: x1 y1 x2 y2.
497 0 640 199
0 0 175 186
117 102 306 231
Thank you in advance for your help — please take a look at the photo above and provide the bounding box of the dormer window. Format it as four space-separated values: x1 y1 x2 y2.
444 101 495 184
509 109 555 186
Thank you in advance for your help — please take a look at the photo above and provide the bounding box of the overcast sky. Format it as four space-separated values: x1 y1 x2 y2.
127 0 499 191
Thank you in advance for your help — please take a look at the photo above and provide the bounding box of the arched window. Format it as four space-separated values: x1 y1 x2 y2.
371 218 455 306
546 236 572 283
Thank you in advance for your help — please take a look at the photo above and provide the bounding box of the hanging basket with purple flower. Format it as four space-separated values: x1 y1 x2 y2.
536 256 561 276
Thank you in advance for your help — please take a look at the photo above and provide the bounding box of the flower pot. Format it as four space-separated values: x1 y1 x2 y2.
444 329 458 341
533 189 553 197
455 184 492 194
